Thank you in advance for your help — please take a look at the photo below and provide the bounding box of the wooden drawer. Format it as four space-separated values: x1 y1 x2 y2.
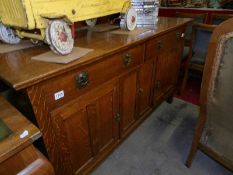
40 44 144 109
145 27 185 60
145 36 161 60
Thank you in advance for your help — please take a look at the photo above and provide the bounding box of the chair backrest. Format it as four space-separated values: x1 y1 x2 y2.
209 13 233 25
200 18 233 166
176 12 207 41
176 12 207 23
191 24 216 66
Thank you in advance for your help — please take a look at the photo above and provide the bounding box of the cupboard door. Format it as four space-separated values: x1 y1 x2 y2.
50 79 119 174
88 86 119 156
120 70 138 138
51 105 93 174
154 30 182 104
137 60 154 118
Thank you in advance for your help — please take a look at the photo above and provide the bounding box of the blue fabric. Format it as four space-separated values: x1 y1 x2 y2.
191 29 213 65
185 24 192 41
184 16 206 40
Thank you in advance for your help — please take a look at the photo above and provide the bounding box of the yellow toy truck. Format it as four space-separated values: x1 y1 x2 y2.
0 0 137 55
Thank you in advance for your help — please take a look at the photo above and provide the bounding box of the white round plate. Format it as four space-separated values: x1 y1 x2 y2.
126 8 137 31
85 18 97 28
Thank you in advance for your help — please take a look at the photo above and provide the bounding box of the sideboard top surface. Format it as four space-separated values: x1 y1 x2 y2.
0 17 192 91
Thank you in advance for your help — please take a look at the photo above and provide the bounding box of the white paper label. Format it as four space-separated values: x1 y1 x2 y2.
20 130 29 139
54 90 64 100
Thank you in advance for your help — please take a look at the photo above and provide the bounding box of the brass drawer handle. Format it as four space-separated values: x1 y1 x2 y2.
124 53 132 66
156 41 162 49
75 72 89 89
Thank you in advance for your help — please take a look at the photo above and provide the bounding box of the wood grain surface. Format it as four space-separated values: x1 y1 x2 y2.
0 17 192 91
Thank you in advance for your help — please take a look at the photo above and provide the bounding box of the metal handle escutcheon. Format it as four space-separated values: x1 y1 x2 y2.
124 53 132 66
156 41 162 49
75 72 89 89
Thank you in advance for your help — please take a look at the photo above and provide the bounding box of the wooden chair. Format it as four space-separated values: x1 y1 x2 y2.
186 18 233 171
175 13 207 61
176 13 208 94
176 12 208 42
209 13 233 25
180 23 216 94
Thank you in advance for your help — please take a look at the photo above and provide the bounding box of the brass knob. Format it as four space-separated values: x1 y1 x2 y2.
155 81 161 89
124 53 132 66
139 88 144 93
114 113 121 122
156 41 162 49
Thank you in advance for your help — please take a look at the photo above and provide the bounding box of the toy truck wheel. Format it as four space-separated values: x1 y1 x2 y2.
0 23 21 44
46 20 74 55
120 7 137 31
85 18 97 28
45 27 59 55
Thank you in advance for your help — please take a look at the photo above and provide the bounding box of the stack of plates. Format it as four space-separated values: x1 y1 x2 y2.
132 0 159 28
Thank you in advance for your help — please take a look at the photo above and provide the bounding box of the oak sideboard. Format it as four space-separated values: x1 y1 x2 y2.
0 17 192 175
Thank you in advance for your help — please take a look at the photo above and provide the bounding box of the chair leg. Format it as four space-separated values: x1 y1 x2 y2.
186 139 199 167
186 114 207 168
180 66 189 95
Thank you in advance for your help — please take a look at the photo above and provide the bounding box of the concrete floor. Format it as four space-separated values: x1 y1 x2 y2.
92 98 233 175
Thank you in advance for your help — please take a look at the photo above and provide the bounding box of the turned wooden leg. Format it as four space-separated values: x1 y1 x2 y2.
180 41 193 96
186 113 207 168
186 140 199 167
180 66 189 96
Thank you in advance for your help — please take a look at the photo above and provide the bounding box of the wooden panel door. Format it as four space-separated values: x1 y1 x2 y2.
87 85 119 156
120 70 138 138
137 60 154 118
50 79 119 174
154 30 183 104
